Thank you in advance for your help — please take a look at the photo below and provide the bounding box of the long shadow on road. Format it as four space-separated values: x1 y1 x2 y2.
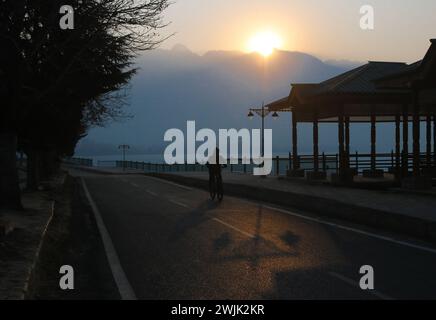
170 200 301 270
210 205 300 269
168 200 220 242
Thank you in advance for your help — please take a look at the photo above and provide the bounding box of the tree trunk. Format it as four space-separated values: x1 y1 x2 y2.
0 132 22 209
40 149 58 180
26 147 41 190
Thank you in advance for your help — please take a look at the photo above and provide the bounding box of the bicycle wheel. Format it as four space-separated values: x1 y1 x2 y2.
217 178 224 201
209 179 216 200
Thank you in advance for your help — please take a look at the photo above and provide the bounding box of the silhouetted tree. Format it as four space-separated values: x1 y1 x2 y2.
0 0 171 208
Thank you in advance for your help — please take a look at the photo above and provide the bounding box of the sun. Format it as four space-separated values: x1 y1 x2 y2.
247 31 283 57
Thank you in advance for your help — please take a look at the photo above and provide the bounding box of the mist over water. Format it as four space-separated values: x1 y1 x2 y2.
76 46 426 159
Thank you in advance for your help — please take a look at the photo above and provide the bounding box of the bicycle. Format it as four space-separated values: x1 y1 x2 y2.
209 173 223 201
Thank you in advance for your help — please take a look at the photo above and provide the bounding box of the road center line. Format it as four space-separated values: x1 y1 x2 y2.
146 189 158 196
146 176 193 191
328 271 394 300
167 198 255 239
263 205 436 255
81 178 137 300
170 199 190 208
141 178 436 254
126 181 157 196
212 217 256 239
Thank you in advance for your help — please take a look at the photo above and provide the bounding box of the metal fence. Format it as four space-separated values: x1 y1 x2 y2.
64 157 93 167
70 151 436 176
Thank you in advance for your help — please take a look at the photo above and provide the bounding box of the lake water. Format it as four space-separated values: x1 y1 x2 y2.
75 152 339 175
77 153 299 165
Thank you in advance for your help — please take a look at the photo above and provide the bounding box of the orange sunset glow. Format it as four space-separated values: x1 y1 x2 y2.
247 31 283 57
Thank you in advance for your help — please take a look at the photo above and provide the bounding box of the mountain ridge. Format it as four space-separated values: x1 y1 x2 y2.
76 47 382 156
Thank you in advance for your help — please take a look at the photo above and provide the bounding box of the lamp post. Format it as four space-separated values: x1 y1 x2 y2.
118 144 130 171
247 103 279 158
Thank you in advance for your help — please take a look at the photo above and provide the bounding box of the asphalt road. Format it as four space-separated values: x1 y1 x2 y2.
72 170 436 300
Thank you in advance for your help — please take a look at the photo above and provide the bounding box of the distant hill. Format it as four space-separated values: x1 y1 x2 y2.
76 46 382 156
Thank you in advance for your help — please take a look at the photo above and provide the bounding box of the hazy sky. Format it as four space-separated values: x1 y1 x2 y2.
161 0 436 63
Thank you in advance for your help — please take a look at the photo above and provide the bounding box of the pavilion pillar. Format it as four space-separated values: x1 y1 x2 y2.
402 105 409 175
338 112 345 171
426 115 432 167
313 110 319 172
370 111 376 171
292 112 299 170
345 116 350 168
412 91 420 176
395 114 401 170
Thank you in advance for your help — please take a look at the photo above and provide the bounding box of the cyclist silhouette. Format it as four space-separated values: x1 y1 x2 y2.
206 148 226 200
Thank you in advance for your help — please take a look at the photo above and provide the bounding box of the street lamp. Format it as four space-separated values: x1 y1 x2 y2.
272 112 279 119
247 103 279 158
118 144 130 171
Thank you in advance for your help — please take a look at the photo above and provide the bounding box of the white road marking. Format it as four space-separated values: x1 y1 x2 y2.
146 189 158 196
170 199 190 208
212 217 256 239
167 198 256 238
147 177 436 255
127 181 157 196
136 174 436 254
263 205 436 255
146 176 193 191
81 178 137 300
328 271 394 300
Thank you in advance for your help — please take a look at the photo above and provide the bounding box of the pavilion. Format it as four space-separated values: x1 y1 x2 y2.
267 39 436 187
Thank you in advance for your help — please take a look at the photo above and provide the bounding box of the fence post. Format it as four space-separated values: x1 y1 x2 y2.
276 156 280 176
322 152 326 172
288 152 292 172
355 151 359 172
391 150 394 168
335 154 339 173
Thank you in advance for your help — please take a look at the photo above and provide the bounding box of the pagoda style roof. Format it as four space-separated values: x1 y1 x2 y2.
265 39 436 122
290 61 411 106
375 39 436 89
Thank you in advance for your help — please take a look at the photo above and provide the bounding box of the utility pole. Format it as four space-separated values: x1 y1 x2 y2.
118 144 130 171
261 102 265 158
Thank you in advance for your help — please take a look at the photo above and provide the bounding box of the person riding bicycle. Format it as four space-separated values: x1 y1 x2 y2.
206 148 226 198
